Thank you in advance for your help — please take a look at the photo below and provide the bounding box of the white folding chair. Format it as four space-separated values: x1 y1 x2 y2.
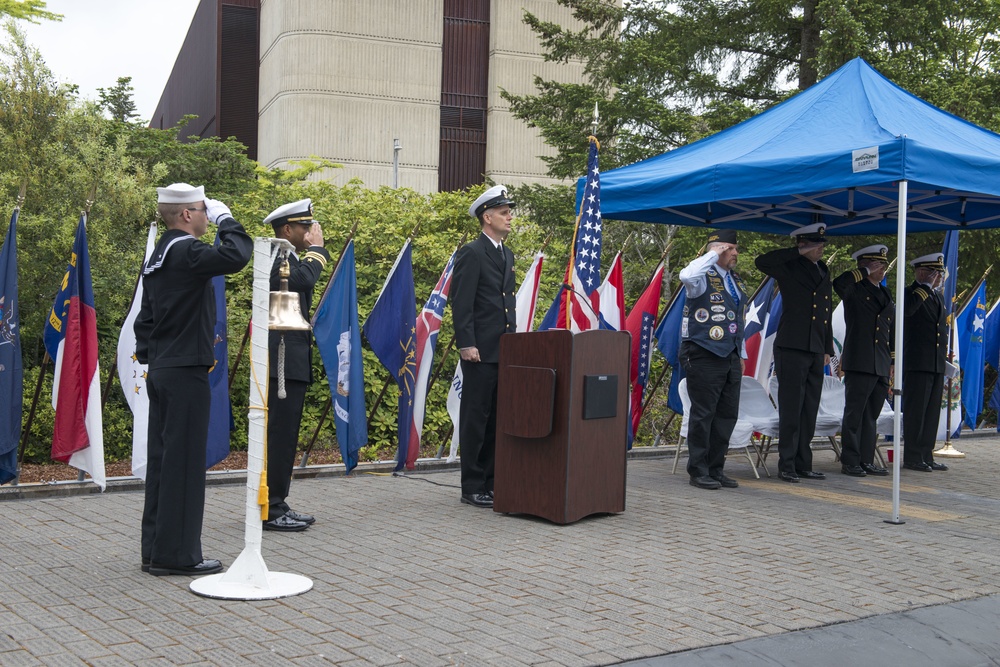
737 376 778 476
873 400 897 467
768 374 844 460
672 378 760 477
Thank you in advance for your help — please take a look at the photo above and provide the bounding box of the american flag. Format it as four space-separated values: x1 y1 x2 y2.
406 250 457 469
562 138 603 331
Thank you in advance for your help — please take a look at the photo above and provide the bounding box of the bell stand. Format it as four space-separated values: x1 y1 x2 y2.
191 238 313 599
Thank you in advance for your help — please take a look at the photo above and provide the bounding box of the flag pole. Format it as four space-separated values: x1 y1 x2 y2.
938 266 991 458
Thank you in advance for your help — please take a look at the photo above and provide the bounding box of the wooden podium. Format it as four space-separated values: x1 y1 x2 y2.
493 329 630 524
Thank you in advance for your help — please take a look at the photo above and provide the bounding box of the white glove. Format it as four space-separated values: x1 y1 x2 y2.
205 198 233 225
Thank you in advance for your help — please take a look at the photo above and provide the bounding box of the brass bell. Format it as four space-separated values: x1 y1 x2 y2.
268 255 311 331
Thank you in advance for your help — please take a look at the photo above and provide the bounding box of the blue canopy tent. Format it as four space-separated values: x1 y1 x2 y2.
590 57 1000 522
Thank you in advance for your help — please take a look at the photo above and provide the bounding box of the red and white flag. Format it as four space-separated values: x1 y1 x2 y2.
42 215 105 489
597 251 625 331
515 252 545 332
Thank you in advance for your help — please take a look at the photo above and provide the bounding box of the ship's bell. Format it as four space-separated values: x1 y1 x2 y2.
268 255 311 331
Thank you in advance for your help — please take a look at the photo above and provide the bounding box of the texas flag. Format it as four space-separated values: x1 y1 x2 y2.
42 215 105 489
742 277 781 390
406 249 457 469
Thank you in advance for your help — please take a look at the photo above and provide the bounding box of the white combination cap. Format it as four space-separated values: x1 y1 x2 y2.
790 222 827 242
469 185 516 219
851 244 889 261
264 199 314 227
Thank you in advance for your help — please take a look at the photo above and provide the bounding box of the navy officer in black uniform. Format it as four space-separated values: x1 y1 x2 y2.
833 244 893 477
902 253 950 472
135 183 252 575
755 223 833 483
264 199 330 531
678 229 747 489
451 185 517 508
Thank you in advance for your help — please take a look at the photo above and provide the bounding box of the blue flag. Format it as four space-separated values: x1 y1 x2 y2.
942 230 959 319
0 209 22 484
983 297 1000 428
362 241 416 471
206 233 232 468
536 285 567 331
654 290 687 415
313 240 368 472
956 280 987 430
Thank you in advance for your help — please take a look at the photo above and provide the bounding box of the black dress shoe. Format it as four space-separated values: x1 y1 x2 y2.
860 462 889 476
690 475 722 489
710 474 739 488
903 461 933 472
460 492 494 507
779 471 800 483
927 461 949 471
796 470 826 479
263 514 309 531
141 558 150 573
284 509 316 525
841 464 866 477
149 559 223 577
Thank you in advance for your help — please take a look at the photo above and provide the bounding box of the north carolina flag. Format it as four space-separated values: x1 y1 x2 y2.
313 240 368 472
956 279 987 430
625 262 664 440
406 250 457 469
0 208 22 485
362 240 416 472
515 252 545 333
116 222 157 480
597 251 625 331
42 215 105 489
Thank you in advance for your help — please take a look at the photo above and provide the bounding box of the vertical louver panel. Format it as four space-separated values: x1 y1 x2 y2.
439 0 489 192
220 3 260 160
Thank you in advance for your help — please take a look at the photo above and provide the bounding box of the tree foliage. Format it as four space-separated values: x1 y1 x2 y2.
0 1 60 23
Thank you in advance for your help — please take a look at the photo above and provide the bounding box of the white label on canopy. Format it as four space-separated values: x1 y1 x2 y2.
852 147 879 172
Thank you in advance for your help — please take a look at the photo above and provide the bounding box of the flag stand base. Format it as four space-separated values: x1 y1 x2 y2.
935 442 966 458
190 547 312 600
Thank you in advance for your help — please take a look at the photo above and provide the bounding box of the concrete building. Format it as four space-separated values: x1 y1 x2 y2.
152 0 590 193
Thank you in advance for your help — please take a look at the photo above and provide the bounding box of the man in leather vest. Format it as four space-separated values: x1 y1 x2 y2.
678 229 747 490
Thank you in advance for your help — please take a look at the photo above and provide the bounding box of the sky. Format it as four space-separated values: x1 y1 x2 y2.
16 0 202 121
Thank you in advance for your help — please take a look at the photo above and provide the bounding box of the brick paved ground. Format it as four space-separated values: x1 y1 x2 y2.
2 437 1000 666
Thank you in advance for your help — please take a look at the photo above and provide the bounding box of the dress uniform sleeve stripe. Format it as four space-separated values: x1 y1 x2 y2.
914 287 929 301
303 251 327 268
852 269 864 281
